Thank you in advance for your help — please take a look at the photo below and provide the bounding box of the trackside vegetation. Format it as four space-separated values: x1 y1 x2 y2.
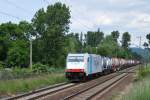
0 66 67 96
0 73 67 95
121 65 150 100
0 66 65 80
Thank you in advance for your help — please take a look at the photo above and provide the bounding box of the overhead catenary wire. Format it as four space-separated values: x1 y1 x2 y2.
0 0 33 21
4 0 32 14
0 0 78 30
1 0 99 35
71 16 93 31
43 0 51 5
0 11 22 20
2 0 96 32
43 0 95 32
64 0 95 31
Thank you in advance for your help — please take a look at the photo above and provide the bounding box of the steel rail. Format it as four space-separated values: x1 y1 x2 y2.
4 82 76 100
87 68 136 100
63 67 136 100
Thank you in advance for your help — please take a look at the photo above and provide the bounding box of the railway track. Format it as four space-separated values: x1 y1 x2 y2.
4 82 76 100
4 66 137 100
40 66 137 100
63 67 136 100
63 74 126 100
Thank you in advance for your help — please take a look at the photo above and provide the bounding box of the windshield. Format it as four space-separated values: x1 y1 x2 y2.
68 56 84 62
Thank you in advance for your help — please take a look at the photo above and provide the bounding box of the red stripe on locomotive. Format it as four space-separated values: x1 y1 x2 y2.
65 69 84 72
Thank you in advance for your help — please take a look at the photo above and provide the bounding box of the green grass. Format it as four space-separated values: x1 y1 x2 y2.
121 65 150 100
137 65 150 79
0 67 65 80
122 76 150 100
0 73 67 95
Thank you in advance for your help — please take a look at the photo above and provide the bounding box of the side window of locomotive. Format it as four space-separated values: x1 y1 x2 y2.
87 57 89 62
95 58 98 66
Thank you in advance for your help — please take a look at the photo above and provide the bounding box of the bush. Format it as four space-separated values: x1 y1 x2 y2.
32 63 49 73
0 73 67 94
12 67 33 79
6 40 29 68
0 68 33 80
0 61 5 69
137 65 150 79
32 63 65 74
46 67 64 73
0 64 65 80
0 69 13 80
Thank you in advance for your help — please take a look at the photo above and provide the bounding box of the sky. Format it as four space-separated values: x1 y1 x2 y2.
0 0 150 48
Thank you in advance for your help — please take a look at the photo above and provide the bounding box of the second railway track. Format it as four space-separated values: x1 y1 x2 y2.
63 67 136 100
4 82 77 100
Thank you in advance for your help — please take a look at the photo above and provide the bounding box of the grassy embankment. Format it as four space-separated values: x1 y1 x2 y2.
0 68 67 95
122 64 150 100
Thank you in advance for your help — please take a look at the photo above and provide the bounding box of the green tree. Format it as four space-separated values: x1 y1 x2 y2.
143 42 149 49
32 8 46 37
122 32 131 48
32 2 70 67
146 33 150 44
65 33 80 53
111 30 120 42
0 37 8 61
86 29 104 47
0 22 25 40
97 35 119 57
0 21 31 68
6 40 29 67
18 21 34 39
80 32 83 45
95 28 104 46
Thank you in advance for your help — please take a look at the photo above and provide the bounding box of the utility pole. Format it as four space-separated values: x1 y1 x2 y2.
96 47 98 54
30 39 32 70
137 36 142 48
137 36 142 69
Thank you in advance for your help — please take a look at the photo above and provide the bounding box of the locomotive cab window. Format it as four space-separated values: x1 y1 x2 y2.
68 56 84 62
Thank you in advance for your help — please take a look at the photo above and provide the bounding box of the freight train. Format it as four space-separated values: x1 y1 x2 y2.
65 53 140 81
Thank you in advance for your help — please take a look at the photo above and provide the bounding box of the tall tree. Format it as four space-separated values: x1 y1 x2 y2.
111 30 120 42
32 8 46 37
95 28 104 46
6 40 29 67
0 22 24 40
97 35 119 57
80 32 83 45
18 21 34 39
0 37 8 61
122 32 131 48
65 33 81 53
75 33 79 41
86 29 104 47
32 2 70 66
0 22 30 67
146 33 150 44
143 42 149 49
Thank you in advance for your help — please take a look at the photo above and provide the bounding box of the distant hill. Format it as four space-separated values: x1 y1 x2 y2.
130 47 149 61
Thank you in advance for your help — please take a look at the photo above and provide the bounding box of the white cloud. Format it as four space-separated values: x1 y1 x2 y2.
47 0 150 46
123 12 150 32
0 0 150 46
108 0 145 6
